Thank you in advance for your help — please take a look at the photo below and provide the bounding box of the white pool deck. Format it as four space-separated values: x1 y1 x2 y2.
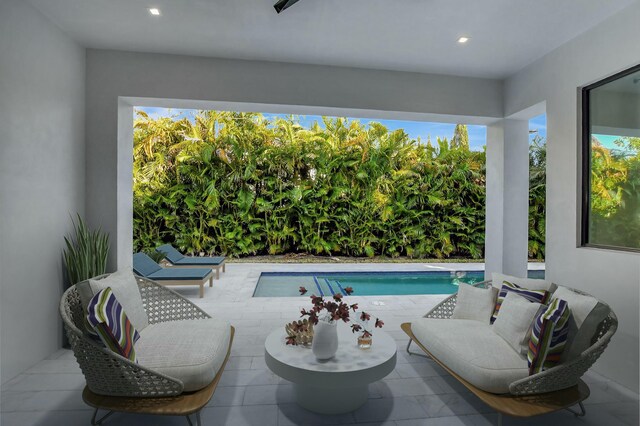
1 262 638 426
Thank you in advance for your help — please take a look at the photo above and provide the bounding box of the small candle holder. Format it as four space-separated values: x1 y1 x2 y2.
358 334 372 349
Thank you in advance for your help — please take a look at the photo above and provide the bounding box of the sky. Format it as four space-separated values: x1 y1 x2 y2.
594 134 628 150
136 107 549 151
529 113 547 141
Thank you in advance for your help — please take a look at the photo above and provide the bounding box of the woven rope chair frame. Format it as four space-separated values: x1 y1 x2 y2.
60 275 211 398
420 280 618 396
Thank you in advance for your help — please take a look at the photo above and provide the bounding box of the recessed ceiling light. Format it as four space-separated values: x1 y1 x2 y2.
149 8 161 16
457 37 470 44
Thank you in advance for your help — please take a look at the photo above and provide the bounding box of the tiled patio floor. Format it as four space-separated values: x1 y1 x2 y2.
2 263 637 426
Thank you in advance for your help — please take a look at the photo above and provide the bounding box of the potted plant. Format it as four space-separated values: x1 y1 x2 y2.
288 286 383 360
63 214 110 287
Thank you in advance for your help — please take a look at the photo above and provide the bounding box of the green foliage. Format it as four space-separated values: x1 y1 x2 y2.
589 136 640 248
528 136 546 259
451 124 469 150
145 249 167 263
133 111 489 259
63 214 110 286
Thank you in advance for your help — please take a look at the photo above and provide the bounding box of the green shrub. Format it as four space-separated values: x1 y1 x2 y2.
133 111 544 259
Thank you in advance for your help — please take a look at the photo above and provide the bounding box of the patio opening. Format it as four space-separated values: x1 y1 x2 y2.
131 107 499 266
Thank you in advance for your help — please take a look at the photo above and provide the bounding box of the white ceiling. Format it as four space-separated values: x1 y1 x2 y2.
28 0 636 79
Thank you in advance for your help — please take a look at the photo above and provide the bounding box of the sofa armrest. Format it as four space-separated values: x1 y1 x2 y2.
509 311 618 395
68 329 184 397
136 276 210 324
424 279 491 319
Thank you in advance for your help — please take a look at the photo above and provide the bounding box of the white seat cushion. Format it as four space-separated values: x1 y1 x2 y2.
136 318 231 392
411 318 529 394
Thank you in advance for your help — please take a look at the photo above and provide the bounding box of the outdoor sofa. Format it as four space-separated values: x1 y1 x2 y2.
403 273 617 425
60 269 233 425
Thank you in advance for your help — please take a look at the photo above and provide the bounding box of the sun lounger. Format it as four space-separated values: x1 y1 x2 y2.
133 252 213 298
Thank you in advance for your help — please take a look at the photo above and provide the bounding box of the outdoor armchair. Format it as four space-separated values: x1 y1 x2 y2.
60 274 234 425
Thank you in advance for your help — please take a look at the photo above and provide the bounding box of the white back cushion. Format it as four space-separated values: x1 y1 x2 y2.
452 283 499 324
492 272 556 293
492 292 542 357
77 268 149 331
553 286 610 361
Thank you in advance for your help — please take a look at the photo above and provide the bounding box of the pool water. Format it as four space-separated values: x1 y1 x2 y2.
253 270 545 297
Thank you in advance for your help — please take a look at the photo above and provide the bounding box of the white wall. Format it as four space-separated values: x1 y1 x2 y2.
0 0 85 383
505 1 640 392
85 49 504 269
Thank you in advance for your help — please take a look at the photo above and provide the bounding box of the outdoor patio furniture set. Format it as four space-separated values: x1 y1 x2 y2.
60 261 616 426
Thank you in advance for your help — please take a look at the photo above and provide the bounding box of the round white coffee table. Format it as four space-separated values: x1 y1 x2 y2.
264 325 397 414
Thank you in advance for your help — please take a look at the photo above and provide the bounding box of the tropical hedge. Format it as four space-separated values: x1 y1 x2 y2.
133 110 546 259
588 136 640 248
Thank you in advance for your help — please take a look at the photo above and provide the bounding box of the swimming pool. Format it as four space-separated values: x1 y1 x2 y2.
253 270 545 297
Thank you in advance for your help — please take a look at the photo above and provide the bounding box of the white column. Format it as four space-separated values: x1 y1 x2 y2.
485 119 529 279
485 123 505 278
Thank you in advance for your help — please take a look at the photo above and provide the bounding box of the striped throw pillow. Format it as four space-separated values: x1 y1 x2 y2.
527 298 572 375
86 287 140 363
491 281 550 324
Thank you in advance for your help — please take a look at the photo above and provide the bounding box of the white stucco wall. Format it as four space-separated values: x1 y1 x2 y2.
505 2 640 392
0 0 86 383
85 49 504 269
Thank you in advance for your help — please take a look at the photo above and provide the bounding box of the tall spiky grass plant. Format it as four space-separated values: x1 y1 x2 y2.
63 214 110 286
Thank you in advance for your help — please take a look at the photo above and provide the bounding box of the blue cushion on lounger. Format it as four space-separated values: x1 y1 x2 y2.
147 268 212 281
157 244 225 266
172 256 225 266
132 253 163 277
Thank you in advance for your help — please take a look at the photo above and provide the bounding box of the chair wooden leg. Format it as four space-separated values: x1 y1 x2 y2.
199 283 204 298
216 267 220 280
222 263 226 273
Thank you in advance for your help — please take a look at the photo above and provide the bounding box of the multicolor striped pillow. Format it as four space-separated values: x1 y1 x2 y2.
527 298 571 375
86 287 140 363
491 281 550 324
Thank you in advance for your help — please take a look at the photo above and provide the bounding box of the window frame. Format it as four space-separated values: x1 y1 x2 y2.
580 63 640 252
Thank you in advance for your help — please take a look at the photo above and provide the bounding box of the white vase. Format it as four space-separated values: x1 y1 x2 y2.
312 320 338 360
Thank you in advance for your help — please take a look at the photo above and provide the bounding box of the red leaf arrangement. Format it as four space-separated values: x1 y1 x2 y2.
288 287 383 344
